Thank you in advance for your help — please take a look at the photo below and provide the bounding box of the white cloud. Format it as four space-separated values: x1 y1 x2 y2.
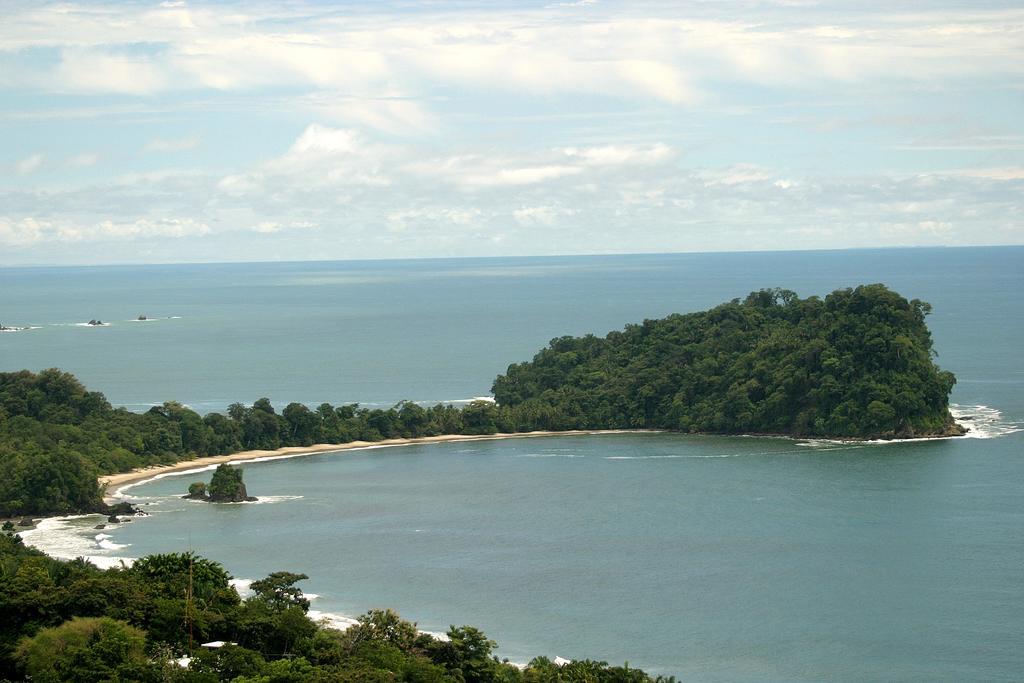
696 165 774 186
879 220 955 240
3 153 1020 257
0 217 48 245
563 143 674 167
306 94 437 135
387 207 482 233
144 136 199 153
9 3 1018 107
16 154 44 175
287 125 358 157
56 49 167 94
89 217 210 240
65 153 99 168
407 142 675 190
892 134 1024 152
463 165 583 188
513 205 579 225
933 167 1024 181
250 220 317 234
253 221 281 234
217 124 396 205
0 216 210 245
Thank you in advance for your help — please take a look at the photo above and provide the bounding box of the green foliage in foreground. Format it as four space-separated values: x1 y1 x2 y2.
0 534 673 682
493 284 959 437
0 284 959 516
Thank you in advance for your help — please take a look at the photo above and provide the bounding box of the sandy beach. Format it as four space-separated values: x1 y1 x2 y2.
99 430 640 502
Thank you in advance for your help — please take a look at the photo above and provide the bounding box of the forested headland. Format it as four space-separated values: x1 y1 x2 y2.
494 284 961 439
0 284 960 517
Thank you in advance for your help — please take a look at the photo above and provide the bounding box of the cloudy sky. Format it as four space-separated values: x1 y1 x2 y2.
1 0 1022 265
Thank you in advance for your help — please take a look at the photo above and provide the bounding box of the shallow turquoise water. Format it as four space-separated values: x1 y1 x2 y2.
8 247 1024 680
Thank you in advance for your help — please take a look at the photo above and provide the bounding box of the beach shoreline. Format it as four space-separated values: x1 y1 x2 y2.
99 429 652 502
98 418 982 503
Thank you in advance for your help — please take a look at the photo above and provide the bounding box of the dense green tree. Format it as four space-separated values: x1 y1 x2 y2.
15 616 148 683
250 571 311 612
430 625 502 683
347 609 419 651
207 463 251 502
129 552 234 604
190 643 267 681
187 481 209 498
283 403 319 446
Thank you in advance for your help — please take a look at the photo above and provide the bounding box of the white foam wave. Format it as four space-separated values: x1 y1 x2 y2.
606 455 685 460
87 555 135 569
517 453 585 458
795 405 1019 446
405 396 496 406
225 495 304 505
74 322 110 327
950 404 1022 439
607 445 863 460
421 629 450 642
0 325 40 332
19 515 135 568
308 609 360 631
304 609 449 641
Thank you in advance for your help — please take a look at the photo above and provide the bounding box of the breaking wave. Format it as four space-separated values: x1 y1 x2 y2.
950 404 1022 439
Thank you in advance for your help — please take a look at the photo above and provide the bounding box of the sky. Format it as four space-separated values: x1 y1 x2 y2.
1 0 1022 265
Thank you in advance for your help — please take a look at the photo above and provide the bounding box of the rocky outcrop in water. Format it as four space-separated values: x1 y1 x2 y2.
187 464 257 503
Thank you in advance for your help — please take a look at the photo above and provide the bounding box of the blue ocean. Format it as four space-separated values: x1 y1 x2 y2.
6 247 1023 681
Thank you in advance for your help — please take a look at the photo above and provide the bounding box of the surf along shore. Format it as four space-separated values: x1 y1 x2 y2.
100 430 650 502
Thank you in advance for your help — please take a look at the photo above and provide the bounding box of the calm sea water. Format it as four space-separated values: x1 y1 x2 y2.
7 248 1024 680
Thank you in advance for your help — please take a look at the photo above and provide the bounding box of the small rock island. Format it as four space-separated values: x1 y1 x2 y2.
184 463 257 503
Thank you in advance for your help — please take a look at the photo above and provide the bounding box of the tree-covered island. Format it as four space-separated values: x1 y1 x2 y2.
0 284 961 518
493 283 963 438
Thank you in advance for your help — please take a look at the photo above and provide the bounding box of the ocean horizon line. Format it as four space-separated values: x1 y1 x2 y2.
2 243 1021 270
